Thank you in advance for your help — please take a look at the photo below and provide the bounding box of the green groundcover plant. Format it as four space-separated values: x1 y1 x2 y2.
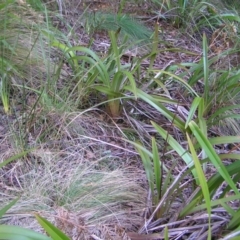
1 0 240 239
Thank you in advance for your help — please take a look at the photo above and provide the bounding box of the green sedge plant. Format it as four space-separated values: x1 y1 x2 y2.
154 0 204 28
127 30 240 238
130 94 240 238
44 28 139 117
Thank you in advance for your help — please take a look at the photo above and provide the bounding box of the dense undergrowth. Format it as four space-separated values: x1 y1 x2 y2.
1 0 240 239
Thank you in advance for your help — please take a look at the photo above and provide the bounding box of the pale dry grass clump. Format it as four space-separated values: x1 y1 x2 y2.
0 2 53 84
0 110 147 239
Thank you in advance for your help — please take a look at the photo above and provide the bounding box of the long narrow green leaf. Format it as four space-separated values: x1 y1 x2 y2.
94 85 120 95
185 97 201 128
111 70 137 98
111 71 124 92
202 33 209 102
109 31 121 71
208 136 240 145
151 121 197 180
72 55 108 86
198 98 208 171
125 87 185 131
208 104 240 123
147 24 158 77
0 225 50 240
152 70 199 96
228 209 240 230
164 226 169 240
35 214 70 240
219 154 240 160
122 71 137 98
211 114 240 125
187 134 211 240
66 46 110 83
0 149 33 169
188 194 240 214
223 227 240 240
125 139 170 173
208 161 240 196
0 197 19 218
181 160 240 217
152 137 161 200
220 13 240 22
135 143 154 194
188 121 239 194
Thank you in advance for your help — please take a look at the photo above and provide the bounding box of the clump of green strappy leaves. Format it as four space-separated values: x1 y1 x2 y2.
128 34 240 239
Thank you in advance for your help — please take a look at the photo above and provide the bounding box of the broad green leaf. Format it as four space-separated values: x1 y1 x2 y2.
0 225 50 240
35 214 70 240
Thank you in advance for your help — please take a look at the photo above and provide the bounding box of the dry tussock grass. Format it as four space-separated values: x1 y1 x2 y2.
0 110 147 239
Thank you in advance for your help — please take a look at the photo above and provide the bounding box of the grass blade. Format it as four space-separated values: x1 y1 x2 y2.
0 150 33 169
0 197 19 218
152 137 161 200
126 88 185 131
0 225 50 240
188 121 239 194
187 133 211 240
185 97 201 128
35 214 70 240
202 33 209 102
134 143 154 195
151 121 197 180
